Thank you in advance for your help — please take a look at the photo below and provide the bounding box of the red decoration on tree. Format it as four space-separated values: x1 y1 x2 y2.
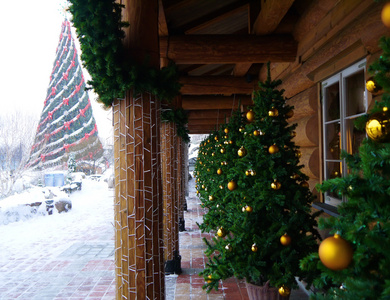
48 111 53 120
64 121 71 130
64 144 70 152
41 154 46 162
79 108 86 117
51 87 56 96
63 98 69 106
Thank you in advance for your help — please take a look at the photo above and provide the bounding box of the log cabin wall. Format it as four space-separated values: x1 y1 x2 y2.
258 0 387 200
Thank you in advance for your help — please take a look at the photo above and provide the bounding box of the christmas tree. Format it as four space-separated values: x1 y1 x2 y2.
195 66 321 297
27 19 103 171
300 20 390 300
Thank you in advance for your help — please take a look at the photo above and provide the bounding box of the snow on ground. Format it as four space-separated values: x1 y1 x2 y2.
0 177 114 261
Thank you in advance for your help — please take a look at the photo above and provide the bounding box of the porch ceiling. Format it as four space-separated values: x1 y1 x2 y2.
159 0 310 134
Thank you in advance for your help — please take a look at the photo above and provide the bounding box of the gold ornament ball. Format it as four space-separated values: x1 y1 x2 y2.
268 108 279 117
291 131 297 137
366 112 390 142
227 180 237 191
224 128 229 134
246 110 255 122
253 130 260 136
242 206 246 212
280 233 291 246
382 2 390 27
214 136 218 141
201 184 205 189
219 185 224 189
251 244 258 252
268 144 279 154
250 170 256 176
212 152 215 156
229 140 233 144
366 79 381 93
217 227 227 238
238 146 247 157
209 195 214 201
285 109 294 119
245 205 253 212
220 148 226 154
300 181 309 188
245 170 250 176
271 180 281 190
206 274 213 283
279 286 291 297
319 234 353 271
295 150 302 158
239 127 245 132
217 168 223 175
225 244 232 252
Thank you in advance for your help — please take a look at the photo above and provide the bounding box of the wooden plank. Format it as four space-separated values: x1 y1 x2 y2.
160 34 297 64
188 109 232 120
158 0 169 36
233 63 253 77
252 0 295 35
182 95 251 110
286 85 317 123
179 76 255 95
293 115 319 148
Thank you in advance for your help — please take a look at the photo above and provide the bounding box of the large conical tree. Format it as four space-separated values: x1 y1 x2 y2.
27 19 103 170
300 35 390 300
196 66 321 296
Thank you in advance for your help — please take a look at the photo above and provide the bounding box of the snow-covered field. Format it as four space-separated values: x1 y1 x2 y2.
0 177 114 261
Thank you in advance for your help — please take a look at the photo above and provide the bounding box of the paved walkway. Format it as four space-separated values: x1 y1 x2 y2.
0 178 310 299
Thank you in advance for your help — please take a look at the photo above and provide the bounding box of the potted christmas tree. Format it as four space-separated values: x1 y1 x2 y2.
300 32 390 300
196 65 321 299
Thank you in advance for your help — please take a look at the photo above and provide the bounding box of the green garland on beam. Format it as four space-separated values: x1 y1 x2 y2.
68 0 181 107
161 108 190 143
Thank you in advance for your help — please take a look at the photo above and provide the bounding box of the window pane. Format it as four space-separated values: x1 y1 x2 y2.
326 161 342 180
324 82 340 121
325 122 341 159
345 70 365 116
345 118 366 155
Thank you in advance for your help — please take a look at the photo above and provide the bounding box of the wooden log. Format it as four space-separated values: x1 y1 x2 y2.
188 109 232 120
286 85 318 123
299 147 320 179
252 0 295 35
182 95 252 110
293 115 319 148
179 76 255 95
160 35 297 64
187 124 222 134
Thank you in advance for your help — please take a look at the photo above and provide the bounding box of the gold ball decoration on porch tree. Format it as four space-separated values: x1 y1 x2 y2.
278 286 291 297
318 234 353 271
251 243 258 252
217 168 222 175
220 148 226 154
280 233 291 246
268 144 279 154
268 107 279 117
381 2 390 27
271 179 281 190
227 180 237 191
225 244 232 252
209 195 214 201
238 146 247 157
246 110 255 122
224 128 229 134
217 227 227 238
366 77 382 93
365 110 390 142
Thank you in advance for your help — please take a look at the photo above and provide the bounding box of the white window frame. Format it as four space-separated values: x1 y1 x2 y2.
321 59 367 207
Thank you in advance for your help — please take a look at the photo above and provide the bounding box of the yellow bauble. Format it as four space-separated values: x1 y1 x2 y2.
229 140 233 144
217 227 227 237
245 170 250 176
366 112 390 142
268 144 279 154
238 146 247 157
382 2 390 27
206 274 213 283
279 286 291 297
220 148 226 154
250 170 256 176
209 195 214 201
251 244 258 252
201 184 205 189
217 168 222 175
253 130 260 136
214 136 218 141
212 152 215 156
319 234 353 271
239 126 245 132
268 108 279 117
219 185 224 189
271 180 281 190
245 205 253 212
295 150 302 158
227 180 237 191
246 110 255 122
366 79 380 93
280 233 291 246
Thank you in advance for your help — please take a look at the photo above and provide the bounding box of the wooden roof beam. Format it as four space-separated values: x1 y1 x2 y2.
188 109 232 120
179 76 255 95
160 34 297 64
182 95 252 110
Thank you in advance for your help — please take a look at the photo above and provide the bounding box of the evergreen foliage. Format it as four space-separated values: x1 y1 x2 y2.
195 66 321 292
300 36 390 300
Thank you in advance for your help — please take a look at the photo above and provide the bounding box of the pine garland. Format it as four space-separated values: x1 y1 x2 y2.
161 108 190 143
67 0 181 107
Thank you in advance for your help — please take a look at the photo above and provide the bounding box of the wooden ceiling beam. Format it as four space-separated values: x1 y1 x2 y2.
187 125 221 134
188 109 232 120
179 76 255 95
182 95 252 110
252 0 295 35
160 34 297 64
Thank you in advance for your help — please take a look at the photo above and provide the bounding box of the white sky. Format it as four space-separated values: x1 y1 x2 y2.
0 0 112 143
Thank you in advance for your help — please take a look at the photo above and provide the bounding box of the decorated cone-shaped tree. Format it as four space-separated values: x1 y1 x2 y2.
199 64 321 298
300 29 390 300
27 19 103 170
195 108 246 233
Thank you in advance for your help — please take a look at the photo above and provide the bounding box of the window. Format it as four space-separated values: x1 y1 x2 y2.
321 59 367 207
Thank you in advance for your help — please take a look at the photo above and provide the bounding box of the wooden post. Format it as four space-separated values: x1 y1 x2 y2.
114 1 164 299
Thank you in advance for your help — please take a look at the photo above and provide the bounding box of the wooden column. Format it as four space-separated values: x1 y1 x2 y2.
115 1 163 299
